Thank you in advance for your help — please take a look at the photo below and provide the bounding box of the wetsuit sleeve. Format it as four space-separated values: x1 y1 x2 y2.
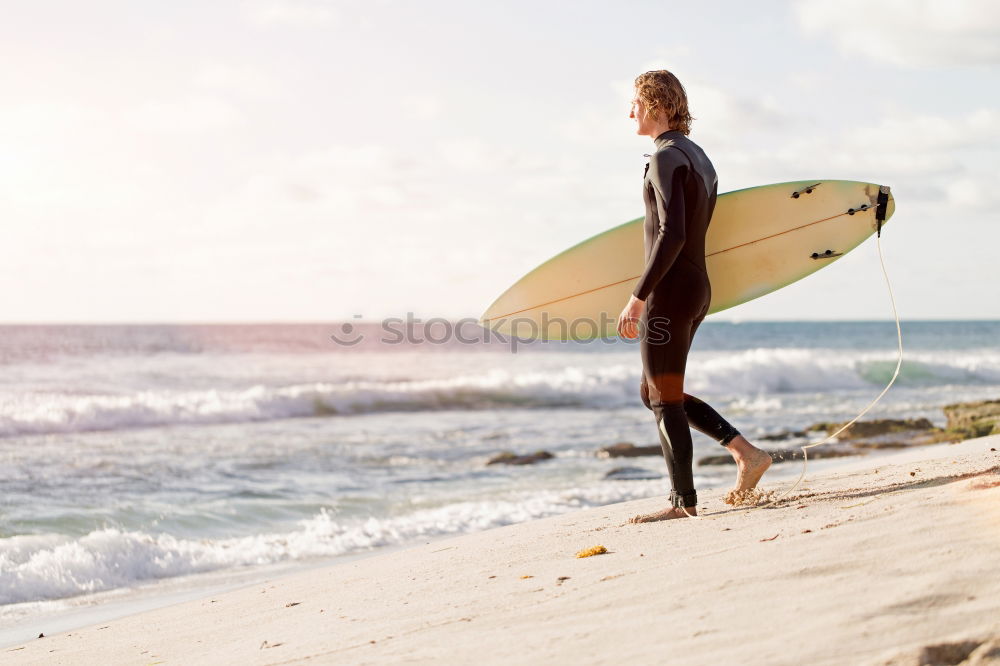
632 152 689 301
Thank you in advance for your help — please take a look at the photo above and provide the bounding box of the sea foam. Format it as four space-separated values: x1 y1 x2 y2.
1 349 996 437
0 480 688 605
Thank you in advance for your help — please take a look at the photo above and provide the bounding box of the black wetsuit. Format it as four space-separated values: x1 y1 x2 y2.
635 130 741 510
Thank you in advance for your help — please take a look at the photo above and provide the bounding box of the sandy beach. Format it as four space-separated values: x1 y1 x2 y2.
4 434 999 665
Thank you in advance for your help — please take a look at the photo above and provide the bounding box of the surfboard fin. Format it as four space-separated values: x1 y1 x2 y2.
810 249 842 260
790 183 822 198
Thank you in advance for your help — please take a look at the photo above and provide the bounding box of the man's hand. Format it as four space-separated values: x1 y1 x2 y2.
617 295 645 339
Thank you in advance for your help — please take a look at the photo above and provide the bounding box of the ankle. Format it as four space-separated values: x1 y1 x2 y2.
725 435 755 458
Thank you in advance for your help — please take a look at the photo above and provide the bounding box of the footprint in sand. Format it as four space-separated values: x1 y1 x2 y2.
880 636 1000 665
723 487 777 507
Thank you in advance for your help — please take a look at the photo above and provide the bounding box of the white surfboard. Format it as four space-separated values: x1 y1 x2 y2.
479 179 895 340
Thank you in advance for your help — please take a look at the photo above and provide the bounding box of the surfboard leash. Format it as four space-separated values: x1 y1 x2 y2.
679 186 902 520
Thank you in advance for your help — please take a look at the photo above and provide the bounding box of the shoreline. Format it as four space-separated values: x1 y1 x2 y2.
0 440 885 651
0 444 812 651
0 526 474 652
6 434 1000 665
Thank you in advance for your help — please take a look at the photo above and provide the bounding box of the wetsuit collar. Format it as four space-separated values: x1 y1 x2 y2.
653 129 685 146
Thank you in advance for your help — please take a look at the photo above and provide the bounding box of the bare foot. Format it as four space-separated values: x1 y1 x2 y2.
628 506 697 523
733 446 772 493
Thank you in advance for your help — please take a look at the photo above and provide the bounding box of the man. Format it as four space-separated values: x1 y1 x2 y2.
618 70 772 522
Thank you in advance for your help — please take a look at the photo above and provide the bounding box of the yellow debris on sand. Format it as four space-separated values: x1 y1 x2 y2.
576 545 608 558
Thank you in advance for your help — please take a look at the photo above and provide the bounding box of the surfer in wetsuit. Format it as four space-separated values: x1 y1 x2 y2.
616 70 773 522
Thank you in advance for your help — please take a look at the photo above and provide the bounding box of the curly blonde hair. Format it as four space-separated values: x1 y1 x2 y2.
634 70 694 135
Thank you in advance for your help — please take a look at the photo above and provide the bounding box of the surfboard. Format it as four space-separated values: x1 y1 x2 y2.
479 179 895 341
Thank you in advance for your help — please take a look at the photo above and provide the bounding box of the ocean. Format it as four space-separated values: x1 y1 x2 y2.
1 320 998 638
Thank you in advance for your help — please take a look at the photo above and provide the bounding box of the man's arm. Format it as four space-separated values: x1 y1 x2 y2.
632 150 689 301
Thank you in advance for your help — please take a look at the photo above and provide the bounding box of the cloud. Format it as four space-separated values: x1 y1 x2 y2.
850 108 1000 151
401 94 442 119
170 134 638 315
945 171 1000 209
0 102 167 212
684 81 790 136
703 107 999 208
794 0 1000 66
123 96 245 133
0 101 91 144
244 0 337 27
195 63 279 98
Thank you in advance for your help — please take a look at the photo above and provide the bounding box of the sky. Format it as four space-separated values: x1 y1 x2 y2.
2 0 998 324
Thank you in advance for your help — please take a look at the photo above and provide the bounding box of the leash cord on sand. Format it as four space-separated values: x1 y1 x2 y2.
680 230 903 520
